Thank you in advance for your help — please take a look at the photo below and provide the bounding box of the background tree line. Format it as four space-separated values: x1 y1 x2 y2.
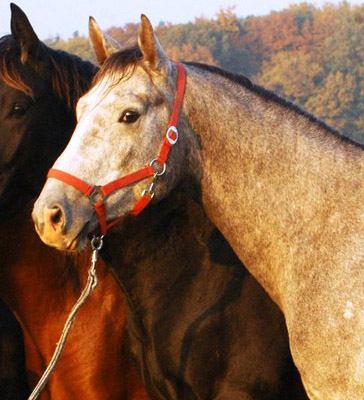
46 2 364 142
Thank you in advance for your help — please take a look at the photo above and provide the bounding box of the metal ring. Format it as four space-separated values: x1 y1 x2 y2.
88 186 102 205
166 126 178 145
91 235 104 251
150 158 166 176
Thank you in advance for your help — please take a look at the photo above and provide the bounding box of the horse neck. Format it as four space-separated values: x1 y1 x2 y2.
103 191 244 339
102 191 252 400
182 64 364 307
104 193 199 318
0 207 137 399
0 202 85 338
0 203 93 391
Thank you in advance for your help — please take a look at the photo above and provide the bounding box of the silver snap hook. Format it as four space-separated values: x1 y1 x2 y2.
91 235 104 251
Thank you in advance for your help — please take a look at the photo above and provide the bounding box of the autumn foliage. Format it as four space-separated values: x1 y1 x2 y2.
48 2 364 142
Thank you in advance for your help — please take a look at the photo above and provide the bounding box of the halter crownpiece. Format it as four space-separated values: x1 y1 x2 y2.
47 62 187 236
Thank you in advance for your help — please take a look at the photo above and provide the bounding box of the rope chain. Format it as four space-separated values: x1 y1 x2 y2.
27 236 103 400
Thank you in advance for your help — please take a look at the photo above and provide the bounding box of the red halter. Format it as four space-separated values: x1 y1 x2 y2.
47 62 186 236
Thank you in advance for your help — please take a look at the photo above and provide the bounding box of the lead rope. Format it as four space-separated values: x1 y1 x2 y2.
27 235 104 400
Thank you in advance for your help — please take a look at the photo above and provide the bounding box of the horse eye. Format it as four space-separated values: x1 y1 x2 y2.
11 103 28 117
119 111 140 124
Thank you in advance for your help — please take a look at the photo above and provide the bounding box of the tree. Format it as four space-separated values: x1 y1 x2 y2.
48 36 95 62
258 51 324 103
165 44 216 64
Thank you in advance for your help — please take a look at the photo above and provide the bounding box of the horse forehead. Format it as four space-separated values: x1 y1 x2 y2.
0 82 14 107
78 83 119 115
88 67 154 102
0 80 24 99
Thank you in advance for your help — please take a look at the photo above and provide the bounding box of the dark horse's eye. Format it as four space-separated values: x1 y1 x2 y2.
119 110 140 124
11 103 28 117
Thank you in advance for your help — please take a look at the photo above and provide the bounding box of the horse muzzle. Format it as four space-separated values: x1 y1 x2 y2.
32 181 94 251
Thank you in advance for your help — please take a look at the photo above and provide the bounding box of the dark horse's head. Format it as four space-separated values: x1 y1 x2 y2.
0 4 97 222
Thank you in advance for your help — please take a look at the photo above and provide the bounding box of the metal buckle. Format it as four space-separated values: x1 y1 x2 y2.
150 158 166 176
88 186 103 205
166 126 178 145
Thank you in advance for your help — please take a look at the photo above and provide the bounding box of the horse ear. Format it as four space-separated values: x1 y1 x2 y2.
89 17 121 66
10 3 41 64
138 15 170 72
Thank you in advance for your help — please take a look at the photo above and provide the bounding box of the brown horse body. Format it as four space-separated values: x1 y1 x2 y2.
0 205 134 399
0 295 28 399
33 16 364 399
0 5 149 399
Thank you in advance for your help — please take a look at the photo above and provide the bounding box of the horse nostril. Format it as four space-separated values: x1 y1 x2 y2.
51 207 62 225
46 206 65 232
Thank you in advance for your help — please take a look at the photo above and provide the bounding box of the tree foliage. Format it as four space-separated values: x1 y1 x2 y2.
45 35 95 63
47 4 364 142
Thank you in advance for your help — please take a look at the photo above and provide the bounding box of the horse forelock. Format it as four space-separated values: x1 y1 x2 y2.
0 35 96 110
0 36 34 97
92 45 143 88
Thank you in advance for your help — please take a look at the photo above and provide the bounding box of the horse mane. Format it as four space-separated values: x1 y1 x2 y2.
186 61 364 150
0 35 97 110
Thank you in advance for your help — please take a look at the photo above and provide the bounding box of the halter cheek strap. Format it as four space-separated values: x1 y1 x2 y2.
47 62 186 236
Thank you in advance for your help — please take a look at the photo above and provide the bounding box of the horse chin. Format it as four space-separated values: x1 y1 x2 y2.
63 220 92 252
64 236 88 252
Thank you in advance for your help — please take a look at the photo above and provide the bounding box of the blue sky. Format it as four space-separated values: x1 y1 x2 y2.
0 0 363 39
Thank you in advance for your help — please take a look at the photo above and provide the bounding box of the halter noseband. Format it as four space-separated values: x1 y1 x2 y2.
47 62 186 236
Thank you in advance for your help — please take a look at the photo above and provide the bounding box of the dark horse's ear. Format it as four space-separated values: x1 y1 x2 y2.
10 3 41 64
89 16 121 66
138 15 170 73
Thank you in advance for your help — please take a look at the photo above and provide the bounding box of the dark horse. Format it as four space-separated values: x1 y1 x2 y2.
33 17 309 400
101 193 308 400
0 4 149 399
